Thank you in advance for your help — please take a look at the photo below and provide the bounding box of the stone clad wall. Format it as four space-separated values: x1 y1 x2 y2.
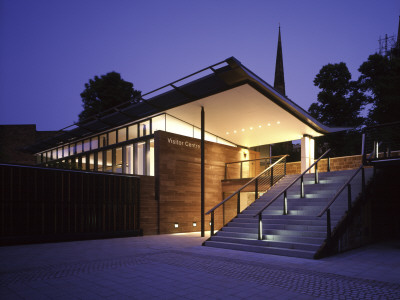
138 175 157 235
154 131 259 234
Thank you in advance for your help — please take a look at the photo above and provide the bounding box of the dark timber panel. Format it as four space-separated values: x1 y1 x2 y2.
0 164 141 245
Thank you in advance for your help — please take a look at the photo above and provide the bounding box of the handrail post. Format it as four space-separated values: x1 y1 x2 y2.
211 211 215 236
362 167 366 202
255 178 258 201
240 162 243 179
347 184 352 212
270 167 274 188
300 175 304 198
326 209 331 244
327 157 330 172
361 133 366 165
237 193 240 215
315 162 319 184
258 213 263 240
283 191 288 215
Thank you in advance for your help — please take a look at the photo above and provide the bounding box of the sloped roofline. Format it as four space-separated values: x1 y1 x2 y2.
27 57 343 153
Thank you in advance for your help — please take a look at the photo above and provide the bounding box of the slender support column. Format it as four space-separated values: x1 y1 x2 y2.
347 184 352 211
270 167 274 187
327 157 331 172
362 167 366 202
301 135 315 173
258 213 263 240
201 107 205 237
315 163 319 184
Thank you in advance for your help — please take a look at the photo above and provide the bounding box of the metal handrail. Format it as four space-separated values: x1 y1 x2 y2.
253 149 331 218
225 155 285 165
317 165 363 218
253 149 331 240
317 144 380 245
206 154 288 215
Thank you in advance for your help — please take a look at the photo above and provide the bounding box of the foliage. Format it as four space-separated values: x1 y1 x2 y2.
358 53 400 125
78 72 141 122
308 62 366 128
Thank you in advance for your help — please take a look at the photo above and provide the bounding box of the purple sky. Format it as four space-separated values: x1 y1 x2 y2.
1 1 399 131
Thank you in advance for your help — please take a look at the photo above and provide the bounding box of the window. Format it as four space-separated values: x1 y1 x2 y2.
91 137 98 150
108 131 116 145
76 142 83 154
152 115 166 133
139 121 150 137
105 150 112 172
128 124 138 140
118 128 126 143
52 149 57 160
69 144 75 156
166 115 193 138
83 139 91 152
63 145 69 157
135 142 145 175
89 154 94 171
98 151 103 172
125 144 134 174
116 147 123 173
99 134 107 148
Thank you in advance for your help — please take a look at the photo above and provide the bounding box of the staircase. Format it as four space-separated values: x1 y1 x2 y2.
204 169 374 259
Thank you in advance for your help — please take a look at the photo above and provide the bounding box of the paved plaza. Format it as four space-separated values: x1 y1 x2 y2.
1 233 400 299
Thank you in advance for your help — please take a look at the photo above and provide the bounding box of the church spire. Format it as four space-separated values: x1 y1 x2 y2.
274 25 286 96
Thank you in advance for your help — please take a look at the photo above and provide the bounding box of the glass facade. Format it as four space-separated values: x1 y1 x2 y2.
36 113 235 176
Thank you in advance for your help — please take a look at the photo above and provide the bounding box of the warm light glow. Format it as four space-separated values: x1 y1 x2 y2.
258 125 262 128
268 123 271 126
233 130 237 134
250 127 253 130
241 128 245 132
193 222 197 227
174 223 179 228
226 132 229 135
277 121 280 124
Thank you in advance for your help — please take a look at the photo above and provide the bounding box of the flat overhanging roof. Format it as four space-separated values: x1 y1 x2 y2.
28 57 344 153
166 84 324 147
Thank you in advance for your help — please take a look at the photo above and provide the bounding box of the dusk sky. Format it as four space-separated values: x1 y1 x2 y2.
1 0 399 131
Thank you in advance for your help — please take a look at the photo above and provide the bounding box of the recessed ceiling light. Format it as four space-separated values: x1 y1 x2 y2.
277 121 280 124
268 123 271 126
258 125 262 128
241 128 245 132
250 127 253 130
226 132 229 135
233 130 237 134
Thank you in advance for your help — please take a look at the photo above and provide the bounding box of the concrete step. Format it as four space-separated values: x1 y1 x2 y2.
215 231 325 245
209 236 320 252
204 169 374 259
204 240 315 259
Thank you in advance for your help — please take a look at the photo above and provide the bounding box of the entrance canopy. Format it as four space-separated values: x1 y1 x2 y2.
28 57 343 153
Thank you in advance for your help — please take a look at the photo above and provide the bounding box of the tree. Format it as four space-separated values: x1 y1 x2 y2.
78 72 141 122
358 53 400 125
308 63 366 157
308 62 365 128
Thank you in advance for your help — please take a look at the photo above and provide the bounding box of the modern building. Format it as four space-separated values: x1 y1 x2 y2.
26 29 344 234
